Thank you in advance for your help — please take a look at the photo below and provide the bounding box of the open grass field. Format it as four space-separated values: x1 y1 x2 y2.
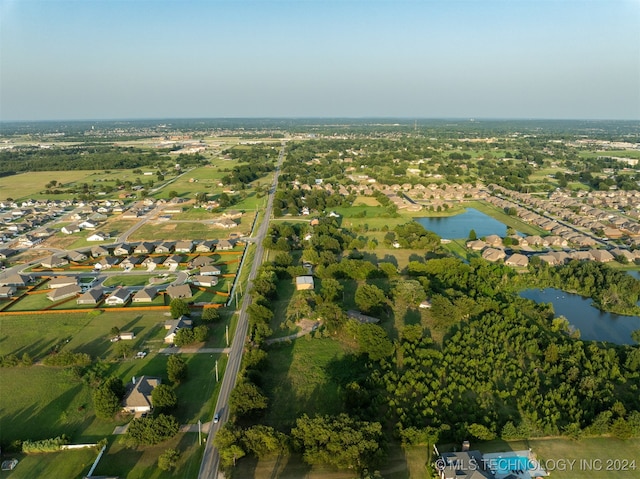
353 195 382 206
232 442 431 478
261 338 351 429
93 432 204 479
4 447 99 479
0 170 95 201
129 213 255 241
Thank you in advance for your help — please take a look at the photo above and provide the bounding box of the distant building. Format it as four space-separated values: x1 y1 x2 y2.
295 275 315 291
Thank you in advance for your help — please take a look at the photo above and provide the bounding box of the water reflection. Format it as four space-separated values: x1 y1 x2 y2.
520 288 640 345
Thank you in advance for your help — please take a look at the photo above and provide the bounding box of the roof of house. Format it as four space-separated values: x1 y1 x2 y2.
107 287 131 302
48 276 78 288
123 376 161 411
191 256 215 268
77 287 103 303
133 287 157 301
166 284 193 299
0 274 31 286
200 265 221 275
295 276 314 286
47 284 81 301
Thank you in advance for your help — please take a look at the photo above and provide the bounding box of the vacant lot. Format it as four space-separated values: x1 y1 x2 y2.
261 338 351 429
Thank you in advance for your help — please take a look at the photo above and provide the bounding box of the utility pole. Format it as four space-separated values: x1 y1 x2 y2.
225 325 229 347
198 419 202 445
215 360 219 382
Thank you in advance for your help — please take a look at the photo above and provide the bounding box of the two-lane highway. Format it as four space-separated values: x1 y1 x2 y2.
198 142 285 479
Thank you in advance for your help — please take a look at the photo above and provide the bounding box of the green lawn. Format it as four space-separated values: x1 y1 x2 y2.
93 432 204 479
261 338 352 429
4 448 98 479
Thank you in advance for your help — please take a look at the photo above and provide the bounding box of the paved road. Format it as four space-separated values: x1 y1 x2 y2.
198 142 285 479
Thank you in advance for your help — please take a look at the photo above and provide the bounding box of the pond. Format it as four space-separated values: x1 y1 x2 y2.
416 208 511 239
520 288 640 345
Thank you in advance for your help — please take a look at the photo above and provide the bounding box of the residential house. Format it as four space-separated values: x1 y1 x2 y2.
195 240 216 253
590 249 614 263
0 285 16 298
346 310 380 324
47 284 81 301
122 376 161 414
87 232 109 242
142 256 165 268
78 220 98 230
120 332 135 340
481 248 506 262
90 245 111 257
114 244 134 256
132 287 158 303
190 256 214 268
48 276 77 289
166 284 193 300
134 242 156 255
295 276 315 291
105 287 132 305
0 248 17 259
164 316 193 344
155 241 175 254
484 235 503 248
200 265 221 276
466 240 487 251
163 255 183 268
61 223 81 235
0 274 31 287
191 275 218 287
120 256 143 269
40 255 69 268
212 218 237 229
438 450 494 479
95 256 120 270
77 288 104 305
174 241 194 253
67 251 88 262
216 239 234 251
505 253 529 267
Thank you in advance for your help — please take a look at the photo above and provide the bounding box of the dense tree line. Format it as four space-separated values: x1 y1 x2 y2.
0 145 171 175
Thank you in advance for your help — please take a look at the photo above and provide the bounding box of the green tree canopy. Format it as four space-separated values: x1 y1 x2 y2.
167 355 187 384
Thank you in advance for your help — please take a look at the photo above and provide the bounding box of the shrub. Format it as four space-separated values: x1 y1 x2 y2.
22 435 69 453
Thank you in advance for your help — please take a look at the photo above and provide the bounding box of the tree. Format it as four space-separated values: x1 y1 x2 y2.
214 424 246 468
92 377 125 420
170 298 190 319
168 190 178 198
355 284 388 315
468 229 477 241
229 380 268 417
242 425 289 458
167 355 187 384
115 341 132 360
151 384 178 412
158 448 180 471
632 329 640 345
125 414 179 446
355 323 393 361
291 414 384 472
320 278 343 302
201 307 221 323
110 326 120 337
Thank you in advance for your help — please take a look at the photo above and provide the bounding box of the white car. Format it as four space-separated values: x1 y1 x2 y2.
214 413 220 423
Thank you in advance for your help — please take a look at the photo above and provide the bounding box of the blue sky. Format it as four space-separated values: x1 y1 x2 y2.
1 0 639 121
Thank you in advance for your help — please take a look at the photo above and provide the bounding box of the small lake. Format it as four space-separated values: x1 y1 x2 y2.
520 288 640 345
627 270 640 280
417 208 510 239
